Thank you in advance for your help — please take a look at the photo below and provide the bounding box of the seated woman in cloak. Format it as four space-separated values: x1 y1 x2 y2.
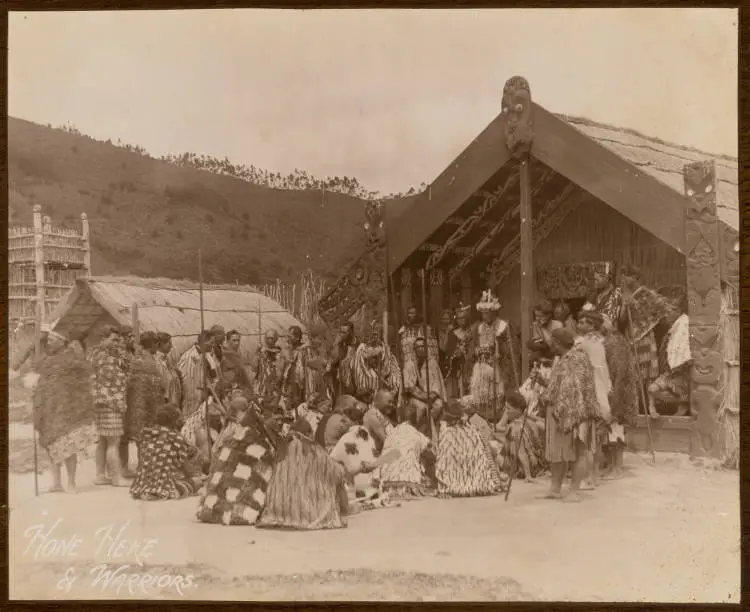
130 405 205 501
434 398 508 498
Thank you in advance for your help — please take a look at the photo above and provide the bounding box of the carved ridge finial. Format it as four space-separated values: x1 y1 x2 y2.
33 204 42 213
501 75 534 159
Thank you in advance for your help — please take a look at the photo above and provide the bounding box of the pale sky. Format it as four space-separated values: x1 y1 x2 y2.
9 9 738 194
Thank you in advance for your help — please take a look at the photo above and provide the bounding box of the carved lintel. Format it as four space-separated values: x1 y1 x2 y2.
400 267 412 289
501 76 534 159
684 159 723 456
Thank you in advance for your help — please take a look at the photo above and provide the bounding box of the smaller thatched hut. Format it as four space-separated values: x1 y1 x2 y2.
48 276 304 362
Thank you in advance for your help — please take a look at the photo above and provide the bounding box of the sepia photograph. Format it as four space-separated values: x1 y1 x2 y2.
7 7 740 602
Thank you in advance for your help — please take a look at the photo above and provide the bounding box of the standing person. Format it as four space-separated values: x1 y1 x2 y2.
470 290 511 422
553 301 578 339
531 300 563 352
330 322 359 398
177 330 218 418
352 321 402 405
575 309 612 488
125 332 165 475
221 330 252 392
210 325 227 370
255 329 285 399
593 264 624 326
89 326 131 487
33 331 97 493
443 304 473 399
437 309 455 365
539 328 600 501
602 316 639 478
403 337 446 441
154 332 183 411
306 323 332 400
398 305 446 400
282 325 307 412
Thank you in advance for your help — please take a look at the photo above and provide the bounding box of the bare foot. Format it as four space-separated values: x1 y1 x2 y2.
49 485 64 493
543 490 563 499
66 484 78 494
564 491 585 503
94 477 111 486
580 481 596 491
110 480 131 488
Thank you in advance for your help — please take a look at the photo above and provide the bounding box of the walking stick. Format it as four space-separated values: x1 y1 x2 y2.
625 306 656 465
505 405 531 502
198 249 212 461
32 309 42 497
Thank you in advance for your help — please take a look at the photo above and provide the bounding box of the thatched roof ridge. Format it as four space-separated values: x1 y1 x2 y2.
51 275 304 361
556 113 737 163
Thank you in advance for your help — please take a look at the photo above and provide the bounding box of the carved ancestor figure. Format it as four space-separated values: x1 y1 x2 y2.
683 160 723 454
501 76 534 159
318 200 387 328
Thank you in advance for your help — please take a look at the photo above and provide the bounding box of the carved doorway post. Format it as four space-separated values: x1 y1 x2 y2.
683 160 723 457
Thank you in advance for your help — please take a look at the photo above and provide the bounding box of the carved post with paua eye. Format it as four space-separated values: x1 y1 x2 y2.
502 75 535 379
683 160 723 457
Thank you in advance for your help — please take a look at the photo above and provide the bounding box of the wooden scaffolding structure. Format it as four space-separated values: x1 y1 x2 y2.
8 204 91 331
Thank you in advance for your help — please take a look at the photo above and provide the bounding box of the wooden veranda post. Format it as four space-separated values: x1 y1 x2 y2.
501 75 535 382
519 160 533 380
683 160 723 457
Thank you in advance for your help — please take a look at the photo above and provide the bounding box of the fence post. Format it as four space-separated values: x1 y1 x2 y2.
81 213 91 277
33 205 45 332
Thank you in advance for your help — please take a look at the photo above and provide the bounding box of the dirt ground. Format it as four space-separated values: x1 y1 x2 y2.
8 446 740 603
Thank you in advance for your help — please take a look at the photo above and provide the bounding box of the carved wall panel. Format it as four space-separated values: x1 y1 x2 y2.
683 160 723 457
719 223 739 289
400 267 413 317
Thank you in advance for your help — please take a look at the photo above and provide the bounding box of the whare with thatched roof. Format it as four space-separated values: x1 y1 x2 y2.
49 276 304 362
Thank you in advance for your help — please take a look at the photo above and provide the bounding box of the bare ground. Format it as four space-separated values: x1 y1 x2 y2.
9 447 740 602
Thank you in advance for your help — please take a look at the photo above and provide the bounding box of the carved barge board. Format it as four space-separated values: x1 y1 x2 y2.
683 160 723 457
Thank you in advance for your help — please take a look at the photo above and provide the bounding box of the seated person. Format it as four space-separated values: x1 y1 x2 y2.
434 399 508 497
497 390 546 482
130 405 204 501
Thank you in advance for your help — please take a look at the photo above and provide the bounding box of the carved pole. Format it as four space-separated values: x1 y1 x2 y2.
501 75 534 381
683 160 723 458
33 205 45 334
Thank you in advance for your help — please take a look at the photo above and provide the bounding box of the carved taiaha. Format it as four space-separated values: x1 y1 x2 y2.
683 160 723 457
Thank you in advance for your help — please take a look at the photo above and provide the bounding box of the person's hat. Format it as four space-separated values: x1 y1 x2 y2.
445 399 465 419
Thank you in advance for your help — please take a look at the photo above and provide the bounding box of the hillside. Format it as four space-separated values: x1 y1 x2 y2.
8 117 413 285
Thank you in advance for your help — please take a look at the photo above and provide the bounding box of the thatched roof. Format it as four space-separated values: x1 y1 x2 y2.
560 115 739 231
50 276 303 360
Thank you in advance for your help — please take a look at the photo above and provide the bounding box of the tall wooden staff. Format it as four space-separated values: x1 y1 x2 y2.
420 268 436 441
32 306 41 496
382 204 405 417
198 249 211 460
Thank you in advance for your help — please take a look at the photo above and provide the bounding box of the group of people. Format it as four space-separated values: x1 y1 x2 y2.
19 262 692 527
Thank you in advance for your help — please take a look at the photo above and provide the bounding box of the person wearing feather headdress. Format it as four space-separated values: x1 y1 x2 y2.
352 320 402 406
443 304 474 399
33 330 97 493
469 290 511 421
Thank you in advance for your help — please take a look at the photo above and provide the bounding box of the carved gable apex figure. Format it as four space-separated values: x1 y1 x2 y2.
501 76 534 159
364 200 386 247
